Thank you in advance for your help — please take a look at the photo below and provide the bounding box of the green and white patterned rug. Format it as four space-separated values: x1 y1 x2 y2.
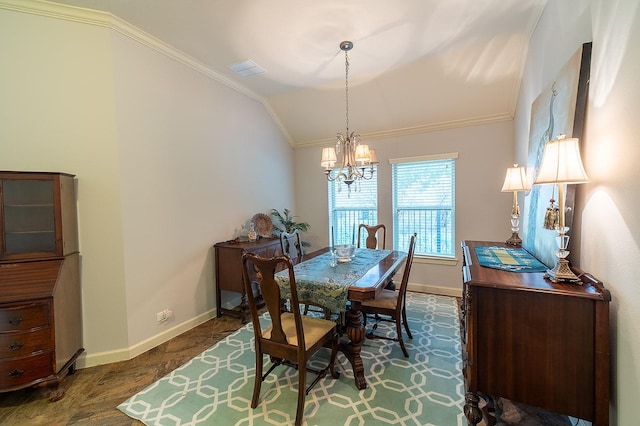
118 293 465 425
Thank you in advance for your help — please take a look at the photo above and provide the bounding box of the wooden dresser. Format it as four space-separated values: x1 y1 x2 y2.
460 240 610 426
214 238 281 323
0 172 83 401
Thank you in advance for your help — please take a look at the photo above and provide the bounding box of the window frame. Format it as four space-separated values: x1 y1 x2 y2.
390 153 457 258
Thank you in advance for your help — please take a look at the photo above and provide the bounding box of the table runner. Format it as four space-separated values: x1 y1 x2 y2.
474 246 548 272
275 248 393 312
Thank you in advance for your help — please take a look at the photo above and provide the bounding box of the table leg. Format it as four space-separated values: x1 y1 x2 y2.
464 391 483 426
342 303 367 390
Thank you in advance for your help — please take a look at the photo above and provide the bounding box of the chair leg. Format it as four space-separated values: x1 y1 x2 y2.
402 306 413 339
396 317 409 357
295 363 306 426
328 332 341 379
252 352 263 408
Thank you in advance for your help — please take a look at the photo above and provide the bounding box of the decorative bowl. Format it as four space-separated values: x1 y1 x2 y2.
334 244 356 261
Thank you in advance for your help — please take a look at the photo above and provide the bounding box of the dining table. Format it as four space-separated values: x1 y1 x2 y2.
274 246 407 390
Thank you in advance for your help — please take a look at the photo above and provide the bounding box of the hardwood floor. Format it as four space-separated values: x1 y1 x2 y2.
0 315 244 425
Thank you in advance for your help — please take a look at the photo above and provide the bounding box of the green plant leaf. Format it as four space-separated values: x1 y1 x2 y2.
270 208 311 246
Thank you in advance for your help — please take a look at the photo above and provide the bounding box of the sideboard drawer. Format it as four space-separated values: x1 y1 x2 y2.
0 351 54 389
0 328 53 359
0 302 51 332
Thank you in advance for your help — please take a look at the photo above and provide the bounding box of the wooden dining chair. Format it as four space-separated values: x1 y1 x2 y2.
361 233 417 357
241 253 340 426
279 229 304 263
358 223 397 289
280 230 330 319
357 224 386 249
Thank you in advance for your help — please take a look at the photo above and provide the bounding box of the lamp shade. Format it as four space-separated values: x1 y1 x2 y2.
321 147 337 169
355 144 371 165
368 149 378 164
501 164 528 192
534 135 589 184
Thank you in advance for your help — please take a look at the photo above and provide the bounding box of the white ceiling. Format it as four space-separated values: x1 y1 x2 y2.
50 0 546 145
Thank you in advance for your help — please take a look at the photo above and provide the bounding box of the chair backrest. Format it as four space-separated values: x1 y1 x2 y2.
241 253 305 350
397 233 417 312
357 224 386 249
280 230 303 263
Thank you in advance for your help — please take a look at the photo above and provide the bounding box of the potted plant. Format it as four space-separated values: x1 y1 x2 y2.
270 208 311 248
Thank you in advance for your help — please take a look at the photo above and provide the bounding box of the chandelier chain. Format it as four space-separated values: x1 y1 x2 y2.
345 48 350 135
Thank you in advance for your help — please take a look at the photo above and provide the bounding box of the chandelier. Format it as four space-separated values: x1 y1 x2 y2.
321 41 377 186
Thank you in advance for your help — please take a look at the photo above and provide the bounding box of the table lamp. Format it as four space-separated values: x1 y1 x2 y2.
501 164 528 246
533 134 589 283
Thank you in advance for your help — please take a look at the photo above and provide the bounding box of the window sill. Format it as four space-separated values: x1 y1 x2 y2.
414 255 459 266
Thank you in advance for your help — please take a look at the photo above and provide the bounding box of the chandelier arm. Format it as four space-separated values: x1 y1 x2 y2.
360 169 374 180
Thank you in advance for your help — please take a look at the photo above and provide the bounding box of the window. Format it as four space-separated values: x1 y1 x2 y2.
328 168 378 246
391 153 456 256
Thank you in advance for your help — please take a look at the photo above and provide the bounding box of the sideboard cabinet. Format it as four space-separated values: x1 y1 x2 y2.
214 238 282 323
460 240 610 426
0 172 83 401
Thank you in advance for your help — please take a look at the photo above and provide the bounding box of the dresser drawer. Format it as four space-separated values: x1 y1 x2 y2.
0 351 54 389
0 328 53 359
0 302 51 332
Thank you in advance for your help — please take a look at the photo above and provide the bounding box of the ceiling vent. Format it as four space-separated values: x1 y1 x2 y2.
228 59 266 77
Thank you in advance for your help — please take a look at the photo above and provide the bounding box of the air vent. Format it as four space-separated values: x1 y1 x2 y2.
228 59 266 77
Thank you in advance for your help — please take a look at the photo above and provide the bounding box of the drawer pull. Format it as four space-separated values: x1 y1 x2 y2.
9 369 25 378
9 317 23 326
9 342 24 351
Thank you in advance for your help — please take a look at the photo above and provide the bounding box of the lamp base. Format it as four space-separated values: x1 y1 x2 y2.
505 232 522 246
545 258 582 284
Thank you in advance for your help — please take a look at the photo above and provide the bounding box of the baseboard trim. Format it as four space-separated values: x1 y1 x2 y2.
408 283 462 298
76 309 217 369
77 285 458 369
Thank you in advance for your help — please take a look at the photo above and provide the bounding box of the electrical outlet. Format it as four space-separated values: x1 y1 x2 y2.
156 308 173 323
156 310 168 323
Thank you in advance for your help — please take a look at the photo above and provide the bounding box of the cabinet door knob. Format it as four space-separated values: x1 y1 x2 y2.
9 342 24 351
9 369 25 378
9 317 23 326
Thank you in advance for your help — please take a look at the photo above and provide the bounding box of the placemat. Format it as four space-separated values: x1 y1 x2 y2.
474 246 548 272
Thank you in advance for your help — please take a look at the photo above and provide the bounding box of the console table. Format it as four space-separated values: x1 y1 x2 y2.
214 238 281 323
460 240 610 425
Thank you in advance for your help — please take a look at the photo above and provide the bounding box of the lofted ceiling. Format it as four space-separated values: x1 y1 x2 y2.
49 0 546 146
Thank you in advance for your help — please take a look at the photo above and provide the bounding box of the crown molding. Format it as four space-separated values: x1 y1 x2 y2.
0 0 295 147
0 0 107 25
295 113 513 149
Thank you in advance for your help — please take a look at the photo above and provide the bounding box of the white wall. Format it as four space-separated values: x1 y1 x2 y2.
295 119 515 295
0 7 130 353
110 31 294 349
514 1 640 424
0 5 294 366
